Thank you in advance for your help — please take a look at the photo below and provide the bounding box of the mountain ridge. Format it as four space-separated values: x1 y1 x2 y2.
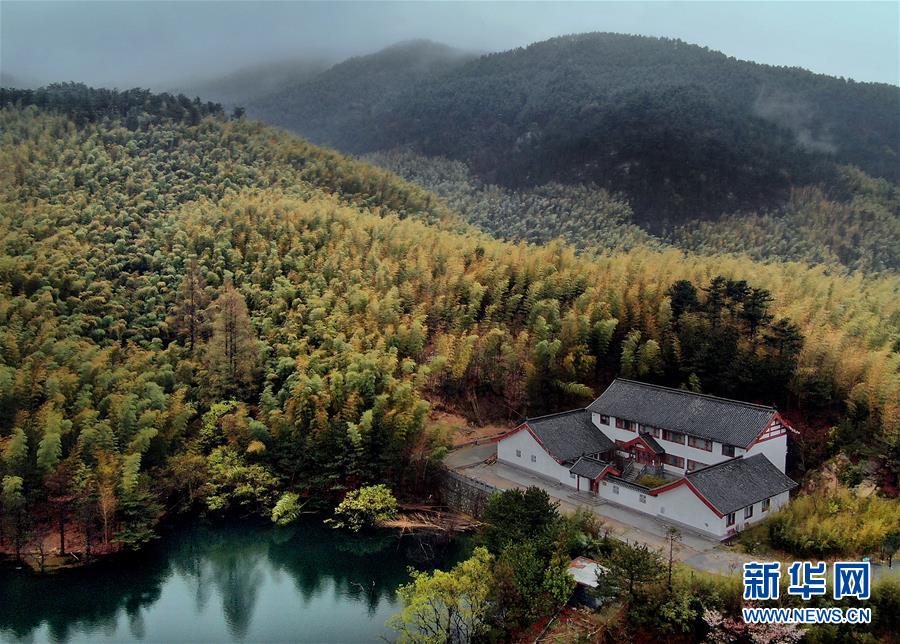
243 32 899 230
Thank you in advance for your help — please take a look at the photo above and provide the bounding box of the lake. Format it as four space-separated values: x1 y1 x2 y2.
0 521 469 643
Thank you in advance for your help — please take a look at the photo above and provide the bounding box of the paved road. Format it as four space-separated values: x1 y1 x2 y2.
444 443 494 469
445 444 764 575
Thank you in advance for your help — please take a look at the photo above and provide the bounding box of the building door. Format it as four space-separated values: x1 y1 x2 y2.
590 479 599 495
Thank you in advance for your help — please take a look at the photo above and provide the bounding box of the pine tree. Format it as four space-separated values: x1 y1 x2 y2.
203 280 261 401
169 258 209 353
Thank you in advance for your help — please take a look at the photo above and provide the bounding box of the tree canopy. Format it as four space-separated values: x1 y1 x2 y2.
0 87 896 556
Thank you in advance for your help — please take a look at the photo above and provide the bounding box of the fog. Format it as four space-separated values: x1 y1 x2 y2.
2 1 898 89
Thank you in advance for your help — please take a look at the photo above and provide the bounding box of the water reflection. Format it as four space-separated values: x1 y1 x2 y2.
0 521 466 643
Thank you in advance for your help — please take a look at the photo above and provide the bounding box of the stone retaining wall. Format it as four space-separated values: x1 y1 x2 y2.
439 469 496 518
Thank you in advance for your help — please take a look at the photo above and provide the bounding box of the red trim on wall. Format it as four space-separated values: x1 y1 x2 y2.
495 423 528 444
620 435 660 454
649 478 724 518
589 464 621 481
749 413 793 447
498 423 563 464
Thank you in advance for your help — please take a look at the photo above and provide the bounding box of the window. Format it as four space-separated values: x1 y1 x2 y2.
531 454 537 463
615 418 635 431
663 454 685 468
687 459 707 472
515 449 521 458
688 436 713 451
599 415 610 425
570 471 577 479
722 444 736 458
762 498 770 512
639 424 661 438
662 430 685 444
639 494 646 504
602 481 607 487
612 485 619 494
744 505 754 519
726 512 736 527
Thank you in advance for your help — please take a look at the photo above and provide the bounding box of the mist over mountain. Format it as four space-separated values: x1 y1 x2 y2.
166 57 334 110
0 71 37 89
246 40 477 149
244 33 899 230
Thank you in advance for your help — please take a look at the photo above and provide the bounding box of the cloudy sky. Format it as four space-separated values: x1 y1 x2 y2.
2 1 898 87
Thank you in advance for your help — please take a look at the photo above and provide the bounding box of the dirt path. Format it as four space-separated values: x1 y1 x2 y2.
427 410 511 447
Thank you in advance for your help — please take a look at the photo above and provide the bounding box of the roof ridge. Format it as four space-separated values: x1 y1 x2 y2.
524 408 588 423
612 378 776 412
574 454 608 464
685 454 745 477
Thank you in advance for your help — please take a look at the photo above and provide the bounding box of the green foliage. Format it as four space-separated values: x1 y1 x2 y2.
201 280 262 401
261 34 899 235
767 485 900 558
599 542 665 605
657 589 700 635
542 551 577 608
2 428 28 470
388 546 494 643
116 480 162 550
270 492 305 526
869 577 900 636
327 484 398 532
480 487 560 554
369 149 655 253
673 175 900 273
634 474 667 488
1 475 25 512
374 150 900 273
0 83 224 127
203 447 279 516
0 85 896 556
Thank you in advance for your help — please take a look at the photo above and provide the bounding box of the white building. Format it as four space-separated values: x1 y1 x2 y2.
496 379 797 540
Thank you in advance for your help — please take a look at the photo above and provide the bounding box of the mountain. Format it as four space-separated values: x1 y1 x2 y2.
369 148 900 272
166 57 332 110
0 71 38 89
247 39 477 151
249 33 899 233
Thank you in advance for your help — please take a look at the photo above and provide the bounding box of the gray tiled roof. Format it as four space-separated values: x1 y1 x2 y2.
686 454 797 515
637 432 665 454
525 409 615 464
587 379 776 448
569 456 612 479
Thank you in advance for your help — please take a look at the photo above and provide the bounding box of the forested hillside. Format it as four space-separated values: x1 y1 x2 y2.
242 33 900 272
369 148 900 272
166 58 333 112
249 33 899 228
247 40 476 152
0 85 897 556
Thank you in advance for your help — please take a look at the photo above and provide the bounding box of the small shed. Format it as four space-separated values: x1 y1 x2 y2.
567 556 609 608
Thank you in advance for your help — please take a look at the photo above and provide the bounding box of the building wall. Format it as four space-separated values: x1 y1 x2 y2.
654 483 728 537
591 412 742 475
596 479 790 539
597 479 658 513
497 428 577 488
745 434 788 472
725 489 791 537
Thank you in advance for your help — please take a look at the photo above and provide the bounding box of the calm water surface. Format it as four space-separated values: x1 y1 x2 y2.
0 521 468 643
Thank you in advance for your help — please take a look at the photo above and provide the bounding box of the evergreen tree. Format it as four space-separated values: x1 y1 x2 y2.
202 280 261 401
168 257 209 353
